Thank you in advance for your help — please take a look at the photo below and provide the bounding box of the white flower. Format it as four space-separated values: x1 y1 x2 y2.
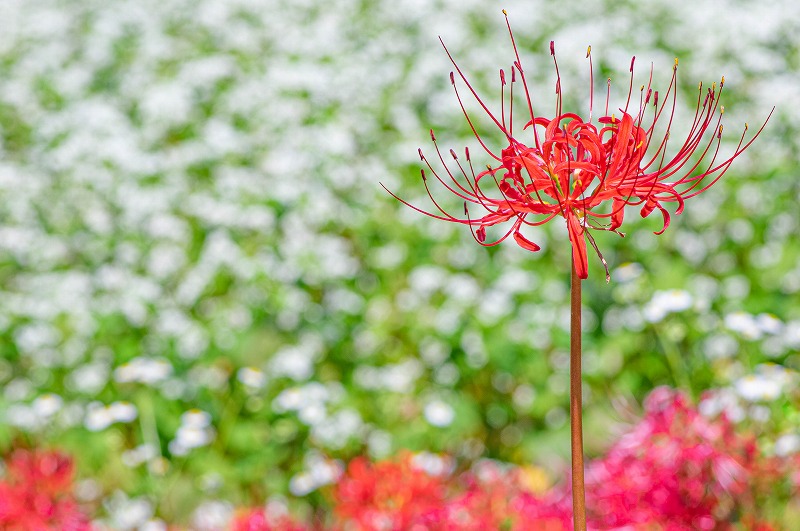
68 362 110 394
288 472 316 496
288 453 342 496
174 426 214 449
32 393 63 417
84 401 138 431
613 262 644 283
237 367 267 389
757 313 784 335
4 404 39 430
734 365 791 402
169 409 215 456
774 434 800 457
311 409 362 448
411 452 452 476
424 400 455 427
702 334 739 360
181 409 212 429
114 357 173 385
725 311 762 340
643 290 693 323
105 492 154 531
191 500 234 531
121 444 159 468
109 401 138 423
84 402 115 432
699 388 745 422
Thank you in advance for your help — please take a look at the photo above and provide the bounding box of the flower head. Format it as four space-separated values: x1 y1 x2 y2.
387 11 770 280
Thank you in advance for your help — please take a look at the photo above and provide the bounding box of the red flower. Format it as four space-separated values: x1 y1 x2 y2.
229 507 309 531
0 449 90 531
387 11 770 279
581 387 762 528
331 452 450 530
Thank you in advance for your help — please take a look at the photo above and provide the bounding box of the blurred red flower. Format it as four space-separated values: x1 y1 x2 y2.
387 12 769 279
326 389 786 530
582 387 759 528
331 452 450 530
230 507 309 531
0 449 90 531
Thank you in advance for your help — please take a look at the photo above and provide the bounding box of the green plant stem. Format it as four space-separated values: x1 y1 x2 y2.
571 259 587 531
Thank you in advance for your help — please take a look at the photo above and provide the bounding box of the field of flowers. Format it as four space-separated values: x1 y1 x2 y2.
1 0 799 528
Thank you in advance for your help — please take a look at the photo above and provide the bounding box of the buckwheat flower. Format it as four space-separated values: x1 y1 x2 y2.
181 408 212 429
642 289 693 323
31 393 63 418
109 401 138 423
423 399 456 427
735 374 783 402
114 357 172 385
725 311 763 340
387 11 770 279
774 433 800 457
237 366 267 390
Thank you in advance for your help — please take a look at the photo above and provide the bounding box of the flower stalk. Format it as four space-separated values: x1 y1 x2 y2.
570 255 587 530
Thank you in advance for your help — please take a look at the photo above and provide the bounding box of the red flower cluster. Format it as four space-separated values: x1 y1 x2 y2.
387 11 770 279
322 389 785 530
3 388 795 530
443 462 570 530
582 387 771 529
0 449 90 531
331 452 450 530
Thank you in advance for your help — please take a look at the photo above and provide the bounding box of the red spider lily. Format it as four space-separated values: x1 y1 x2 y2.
229 507 309 531
386 11 771 279
330 452 450 530
0 449 90 531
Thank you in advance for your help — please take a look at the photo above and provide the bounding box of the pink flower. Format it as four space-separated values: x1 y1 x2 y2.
388 11 770 279
229 507 309 531
581 387 758 528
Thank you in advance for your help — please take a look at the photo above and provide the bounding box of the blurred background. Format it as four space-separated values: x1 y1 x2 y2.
0 0 798 527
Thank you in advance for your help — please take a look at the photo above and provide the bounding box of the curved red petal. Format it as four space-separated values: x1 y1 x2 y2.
512 230 541 252
567 214 589 279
